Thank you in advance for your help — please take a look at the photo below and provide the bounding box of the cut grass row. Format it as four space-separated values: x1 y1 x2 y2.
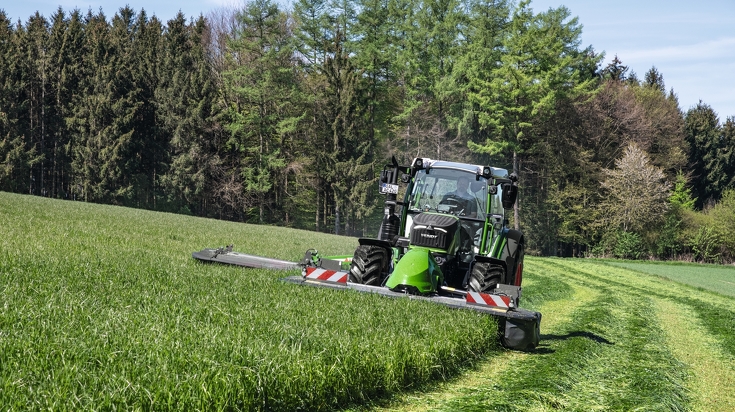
370 259 698 411
1 192 506 410
369 257 735 411
352 258 589 412
547 259 735 359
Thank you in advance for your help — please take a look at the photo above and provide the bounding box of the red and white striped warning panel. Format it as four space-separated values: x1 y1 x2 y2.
303 266 348 284
466 291 513 309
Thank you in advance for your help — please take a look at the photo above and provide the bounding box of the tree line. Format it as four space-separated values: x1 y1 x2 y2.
1 0 734 261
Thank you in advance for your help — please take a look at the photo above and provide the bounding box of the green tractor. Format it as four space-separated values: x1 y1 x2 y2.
192 156 540 350
351 157 525 299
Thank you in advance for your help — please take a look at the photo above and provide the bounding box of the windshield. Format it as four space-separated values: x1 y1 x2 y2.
408 169 487 220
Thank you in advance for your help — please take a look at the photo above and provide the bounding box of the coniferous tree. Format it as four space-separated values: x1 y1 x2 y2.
393 0 465 160
722 117 735 189
68 10 110 201
0 13 43 191
451 0 510 143
46 8 85 199
599 55 628 82
127 10 163 208
644 66 665 93
223 0 295 222
17 13 50 196
685 101 723 207
292 0 332 231
353 0 396 145
158 14 221 216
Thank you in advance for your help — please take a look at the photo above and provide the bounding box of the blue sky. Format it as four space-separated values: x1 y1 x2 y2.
3 0 734 119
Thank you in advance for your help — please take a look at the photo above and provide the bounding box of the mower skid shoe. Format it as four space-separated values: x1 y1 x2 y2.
499 311 541 351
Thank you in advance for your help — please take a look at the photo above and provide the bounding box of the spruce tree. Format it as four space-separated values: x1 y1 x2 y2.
685 101 723 207
158 14 219 215
222 0 295 223
68 9 110 201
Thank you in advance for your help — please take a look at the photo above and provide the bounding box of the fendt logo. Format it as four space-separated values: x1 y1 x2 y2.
421 233 438 239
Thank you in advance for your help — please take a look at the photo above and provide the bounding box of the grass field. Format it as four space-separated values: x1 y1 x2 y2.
603 260 735 297
2 192 735 411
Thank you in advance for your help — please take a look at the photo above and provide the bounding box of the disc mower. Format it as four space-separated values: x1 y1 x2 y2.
193 157 541 350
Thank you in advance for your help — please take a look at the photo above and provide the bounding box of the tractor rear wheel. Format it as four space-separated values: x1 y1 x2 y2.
349 245 389 285
468 262 503 293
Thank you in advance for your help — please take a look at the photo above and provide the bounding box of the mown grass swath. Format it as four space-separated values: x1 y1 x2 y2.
437 261 689 411
0 192 502 410
355 256 735 412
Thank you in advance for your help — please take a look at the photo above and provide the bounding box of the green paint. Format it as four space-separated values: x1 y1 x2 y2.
385 248 443 294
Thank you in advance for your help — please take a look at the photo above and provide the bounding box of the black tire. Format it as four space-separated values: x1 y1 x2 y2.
349 245 389 285
468 261 503 293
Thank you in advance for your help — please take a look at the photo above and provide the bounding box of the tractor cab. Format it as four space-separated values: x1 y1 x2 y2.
405 166 492 254
407 161 507 242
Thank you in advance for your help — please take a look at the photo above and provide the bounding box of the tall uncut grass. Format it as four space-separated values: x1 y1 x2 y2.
0 192 499 410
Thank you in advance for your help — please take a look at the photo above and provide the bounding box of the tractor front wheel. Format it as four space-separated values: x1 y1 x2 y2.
349 245 389 285
468 262 503 293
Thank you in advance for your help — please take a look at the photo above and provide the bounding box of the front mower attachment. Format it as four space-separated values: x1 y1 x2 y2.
192 245 541 351
282 274 541 351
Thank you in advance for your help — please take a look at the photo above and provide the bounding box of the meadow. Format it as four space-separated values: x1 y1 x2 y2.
603 260 735 297
2 192 735 411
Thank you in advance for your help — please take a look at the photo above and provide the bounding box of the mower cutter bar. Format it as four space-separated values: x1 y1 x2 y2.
281 275 537 322
192 248 301 270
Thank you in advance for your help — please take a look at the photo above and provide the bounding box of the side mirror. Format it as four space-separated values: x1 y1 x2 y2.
501 181 518 209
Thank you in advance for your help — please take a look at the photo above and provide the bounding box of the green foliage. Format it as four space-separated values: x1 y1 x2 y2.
0 135 43 192
613 231 644 260
590 230 644 259
655 209 683 259
670 171 696 210
689 225 722 263
644 65 666 93
685 102 726 208
3 0 733 260
466 2 598 162
598 55 629 81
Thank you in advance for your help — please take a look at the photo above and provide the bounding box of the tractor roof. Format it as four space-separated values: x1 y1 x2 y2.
418 158 509 180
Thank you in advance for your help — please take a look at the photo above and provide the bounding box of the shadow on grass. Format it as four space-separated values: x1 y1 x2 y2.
529 331 614 355
542 331 614 345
